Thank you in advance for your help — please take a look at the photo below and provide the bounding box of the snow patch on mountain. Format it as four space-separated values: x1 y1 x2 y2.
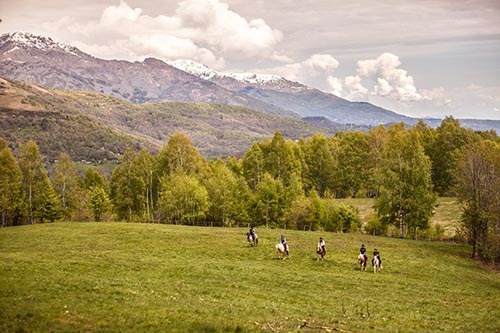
168 59 308 91
1 32 82 56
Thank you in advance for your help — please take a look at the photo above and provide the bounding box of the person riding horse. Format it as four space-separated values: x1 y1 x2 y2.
317 237 326 255
249 225 256 242
360 244 368 264
372 248 382 266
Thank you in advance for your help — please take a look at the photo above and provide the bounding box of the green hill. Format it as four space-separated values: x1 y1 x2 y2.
0 223 498 332
0 78 334 161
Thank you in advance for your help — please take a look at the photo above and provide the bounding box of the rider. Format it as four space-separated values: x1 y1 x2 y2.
249 225 256 241
372 248 382 266
317 237 326 255
280 235 289 255
360 244 368 263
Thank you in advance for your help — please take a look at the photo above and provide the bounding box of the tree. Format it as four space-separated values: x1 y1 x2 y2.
203 159 250 226
89 186 111 222
374 124 437 238
0 140 23 227
159 171 209 225
53 153 80 220
455 140 500 261
429 116 470 195
109 147 145 221
300 134 336 196
242 142 265 191
156 132 206 178
251 173 286 228
19 140 60 224
334 131 370 198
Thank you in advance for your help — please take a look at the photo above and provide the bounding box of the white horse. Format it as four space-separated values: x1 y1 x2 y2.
372 255 381 273
275 243 289 259
246 232 258 246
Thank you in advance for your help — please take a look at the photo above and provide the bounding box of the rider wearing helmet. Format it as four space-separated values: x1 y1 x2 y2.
372 248 382 266
360 244 368 263
249 225 256 241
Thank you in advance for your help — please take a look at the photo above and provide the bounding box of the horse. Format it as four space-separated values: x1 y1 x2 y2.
246 232 258 246
275 243 289 259
357 254 367 271
316 246 326 261
372 255 381 273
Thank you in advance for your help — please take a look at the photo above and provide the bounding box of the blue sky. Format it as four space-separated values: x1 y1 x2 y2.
1 0 500 119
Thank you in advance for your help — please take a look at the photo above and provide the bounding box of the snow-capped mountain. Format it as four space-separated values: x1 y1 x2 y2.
168 59 310 93
0 32 295 117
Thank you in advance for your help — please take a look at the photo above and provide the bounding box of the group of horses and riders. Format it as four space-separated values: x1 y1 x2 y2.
358 244 382 272
246 226 383 271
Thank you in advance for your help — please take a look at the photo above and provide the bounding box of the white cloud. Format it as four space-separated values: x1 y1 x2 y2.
343 75 368 100
355 53 427 102
64 0 284 69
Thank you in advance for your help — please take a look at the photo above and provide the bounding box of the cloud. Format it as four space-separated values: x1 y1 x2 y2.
343 75 368 100
262 53 340 92
355 53 427 102
65 0 284 68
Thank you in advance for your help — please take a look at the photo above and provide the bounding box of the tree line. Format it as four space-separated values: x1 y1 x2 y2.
1 116 499 262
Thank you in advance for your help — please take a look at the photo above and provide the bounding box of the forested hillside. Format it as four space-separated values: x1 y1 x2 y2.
0 78 333 160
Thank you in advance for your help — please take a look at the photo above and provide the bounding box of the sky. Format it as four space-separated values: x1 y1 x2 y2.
1 0 500 120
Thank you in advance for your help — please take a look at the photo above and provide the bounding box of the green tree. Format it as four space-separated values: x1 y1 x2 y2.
53 153 80 220
300 134 336 196
252 173 285 228
89 186 111 222
109 147 145 221
204 159 250 226
159 172 209 225
334 131 370 198
374 124 437 238
156 132 206 178
82 167 107 190
0 140 23 227
455 140 500 261
242 142 265 191
19 140 60 224
429 116 470 195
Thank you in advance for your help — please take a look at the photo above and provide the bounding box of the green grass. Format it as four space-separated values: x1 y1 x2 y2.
0 223 499 332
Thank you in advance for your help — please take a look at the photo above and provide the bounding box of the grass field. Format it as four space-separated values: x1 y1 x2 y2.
1 223 499 332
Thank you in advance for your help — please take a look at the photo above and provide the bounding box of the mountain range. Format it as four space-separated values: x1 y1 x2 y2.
1 31 500 158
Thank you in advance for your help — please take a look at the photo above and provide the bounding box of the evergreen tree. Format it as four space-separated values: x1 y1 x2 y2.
89 186 111 222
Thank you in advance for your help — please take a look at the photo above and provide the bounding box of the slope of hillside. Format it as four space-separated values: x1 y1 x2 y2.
0 32 297 118
0 78 334 160
0 223 498 332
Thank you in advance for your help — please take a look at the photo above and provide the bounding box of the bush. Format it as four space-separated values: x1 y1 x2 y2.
365 215 388 236
335 204 361 233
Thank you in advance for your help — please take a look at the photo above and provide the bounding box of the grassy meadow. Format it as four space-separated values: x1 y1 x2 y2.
0 222 498 332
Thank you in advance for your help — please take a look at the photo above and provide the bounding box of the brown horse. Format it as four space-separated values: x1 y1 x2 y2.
316 246 326 261
357 254 367 271
246 232 258 246
275 243 289 259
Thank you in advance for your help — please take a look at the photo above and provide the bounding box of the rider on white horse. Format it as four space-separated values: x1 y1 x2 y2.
372 248 382 266
249 225 256 241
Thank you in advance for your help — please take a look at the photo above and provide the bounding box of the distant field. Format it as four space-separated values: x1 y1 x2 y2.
0 223 498 332
337 197 461 237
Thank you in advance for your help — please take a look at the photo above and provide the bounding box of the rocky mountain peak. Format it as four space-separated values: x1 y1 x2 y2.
0 32 83 57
